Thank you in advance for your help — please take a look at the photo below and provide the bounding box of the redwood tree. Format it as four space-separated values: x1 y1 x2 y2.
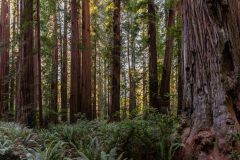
0 0 10 120
148 0 159 111
159 2 176 114
110 0 121 121
61 0 68 122
70 0 81 123
81 0 92 119
16 0 35 127
50 6 59 124
33 0 43 126
182 0 240 158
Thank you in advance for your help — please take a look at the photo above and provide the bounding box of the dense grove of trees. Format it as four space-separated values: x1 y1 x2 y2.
0 0 240 159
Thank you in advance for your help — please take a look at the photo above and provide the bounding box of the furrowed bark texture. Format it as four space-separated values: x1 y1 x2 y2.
148 0 159 111
110 0 121 121
159 6 175 114
0 0 10 120
16 0 35 127
34 0 43 126
70 0 81 123
82 0 92 119
182 0 240 158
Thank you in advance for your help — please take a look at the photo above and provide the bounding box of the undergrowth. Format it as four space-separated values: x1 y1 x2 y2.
0 114 181 160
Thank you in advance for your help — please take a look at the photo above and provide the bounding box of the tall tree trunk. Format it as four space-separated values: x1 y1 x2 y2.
130 34 136 115
176 2 182 116
34 0 43 126
97 54 103 118
182 0 240 158
127 15 136 115
92 38 97 119
159 4 176 114
110 0 121 121
61 0 68 122
16 0 35 127
81 0 92 119
143 48 147 116
103 60 108 119
0 0 10 120
10 0 17 119
123 69 127 119
50 8 59 124
70 0 81 123
148 0 159 111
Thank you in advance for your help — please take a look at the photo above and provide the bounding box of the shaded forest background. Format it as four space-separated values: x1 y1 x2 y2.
0 0 181 125
1 0 240 159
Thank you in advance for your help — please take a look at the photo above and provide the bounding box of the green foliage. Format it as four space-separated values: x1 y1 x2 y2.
230 133 240 160
0 114 181 160
231 150 240 160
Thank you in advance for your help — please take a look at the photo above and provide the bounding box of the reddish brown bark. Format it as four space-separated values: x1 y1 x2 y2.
70 0 81 123
148 0 159 111
182 0 240 158
61 0 68 122
16 0 35 127
0 0 10 120
110 0 121 121
81 0 92 119
159 5 176 114
34 0 43 126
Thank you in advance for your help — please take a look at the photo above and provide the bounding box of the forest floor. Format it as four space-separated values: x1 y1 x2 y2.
0 114 182 160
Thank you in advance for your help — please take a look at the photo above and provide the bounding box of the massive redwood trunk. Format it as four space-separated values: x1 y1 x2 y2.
182 0 240 158
70 0 81 123
16 0 35 127
159 4 175 114
110 0 121 121
81 0 92 119
0 0 10 120
148 0 159 111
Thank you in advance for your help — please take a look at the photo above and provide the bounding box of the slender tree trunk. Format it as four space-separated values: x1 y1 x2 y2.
143 49 147 116
97 53 103 118
9 0 19 120
110 0 121 121
61 0 68 122
70 0 81 123
127 21 132 113
148 0 159 111
0 0 10 120
123 69 127 119
81 0 92 119
16 0 35 127
182 1 240 158
176 2 182 116
15 0 20 121
103 60 108 119
92 38 97 119
159 4 176 114
127 15 136 115
50 8 59 124
33 0 43 126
